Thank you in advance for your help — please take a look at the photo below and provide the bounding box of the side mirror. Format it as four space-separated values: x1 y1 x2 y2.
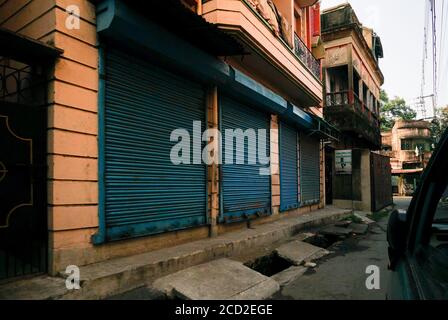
387 209 408 271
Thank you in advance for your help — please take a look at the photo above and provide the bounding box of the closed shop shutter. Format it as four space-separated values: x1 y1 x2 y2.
280 121 299 211
300 134 320 205
220 96 271 222
104 48 206 240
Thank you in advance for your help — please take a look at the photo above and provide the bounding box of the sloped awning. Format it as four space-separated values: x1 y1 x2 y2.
94 0 245 57
281 103 314 130
279 104 339 141
0 27 62 63
392 168 424 174
309 116 340 141
223 67 288 115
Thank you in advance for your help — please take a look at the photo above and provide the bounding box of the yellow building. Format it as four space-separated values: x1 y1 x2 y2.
320 3 391 212
381 119 433 196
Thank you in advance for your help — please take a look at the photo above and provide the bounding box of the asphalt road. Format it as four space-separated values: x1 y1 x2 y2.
275 197 412 300
393 196 413 210
110 198 414 300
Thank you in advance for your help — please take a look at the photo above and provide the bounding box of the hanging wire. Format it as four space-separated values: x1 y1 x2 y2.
431 0 438 110
418 0 431 119
437 0 447 105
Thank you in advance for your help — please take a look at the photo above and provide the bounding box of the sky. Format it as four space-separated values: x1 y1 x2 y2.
321 0 448 119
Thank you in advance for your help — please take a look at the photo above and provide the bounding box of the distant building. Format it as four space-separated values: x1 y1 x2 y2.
322 3 384 150
381 119 433 196
321 3 392 212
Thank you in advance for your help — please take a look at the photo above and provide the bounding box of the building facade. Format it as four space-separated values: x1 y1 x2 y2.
381 119 433 196
0 0 337 281
320 3 391 212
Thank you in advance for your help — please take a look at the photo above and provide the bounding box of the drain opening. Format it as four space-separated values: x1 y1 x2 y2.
244 252 293 277
302 234 340 249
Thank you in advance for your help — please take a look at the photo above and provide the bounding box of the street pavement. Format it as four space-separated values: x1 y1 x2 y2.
274 197 412 300
108 199 413 300
393 196 413 210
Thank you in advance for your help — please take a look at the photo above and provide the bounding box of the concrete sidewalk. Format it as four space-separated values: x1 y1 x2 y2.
0 206 350 300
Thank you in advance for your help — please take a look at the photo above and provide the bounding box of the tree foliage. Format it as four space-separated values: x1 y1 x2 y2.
379 89 416 132
431 106 448 144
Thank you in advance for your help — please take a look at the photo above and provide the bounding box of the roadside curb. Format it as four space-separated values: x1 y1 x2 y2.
0 207 351 300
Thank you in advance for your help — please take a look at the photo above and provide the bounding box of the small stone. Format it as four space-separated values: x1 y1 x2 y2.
293 232 315 241
335 220 352 227
304 262 317 268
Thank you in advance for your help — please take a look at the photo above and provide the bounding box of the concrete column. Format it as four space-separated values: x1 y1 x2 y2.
348 45 354 102
270 115 280 215
207 86 220 237
319 140 325 209
361 150 372 211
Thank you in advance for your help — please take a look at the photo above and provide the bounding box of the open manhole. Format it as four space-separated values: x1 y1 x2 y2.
302 234 340 249
244 252 293 277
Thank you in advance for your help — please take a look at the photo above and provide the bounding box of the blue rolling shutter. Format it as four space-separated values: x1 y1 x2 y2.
300 134 321 205
280 121 299 211
103 48 206 240
220 96 271 222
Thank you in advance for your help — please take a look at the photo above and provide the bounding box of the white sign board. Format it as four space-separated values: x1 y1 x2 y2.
335 150 352 175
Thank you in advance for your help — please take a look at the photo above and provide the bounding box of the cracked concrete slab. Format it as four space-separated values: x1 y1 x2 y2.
335 220 352 227
320 225 353 237
0 276 67 300
291 232 316 241
350 223 369 234
271 266 307 287
275 240 329 265
354 213 375 224
152 258 279 300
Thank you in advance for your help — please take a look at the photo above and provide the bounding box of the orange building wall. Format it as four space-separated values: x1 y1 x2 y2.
1 0 326 274
0 0 99 274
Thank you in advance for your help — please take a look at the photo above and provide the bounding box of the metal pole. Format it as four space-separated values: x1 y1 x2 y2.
351 164 354 214
350 149 354 214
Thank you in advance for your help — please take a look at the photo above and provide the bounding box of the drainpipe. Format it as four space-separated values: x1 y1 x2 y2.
197 0 202 15
208 86 219 237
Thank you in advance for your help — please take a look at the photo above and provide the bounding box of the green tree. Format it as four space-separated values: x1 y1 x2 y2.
431 106 448 144
379 89 393 131
379 89 416 131
380 89 389 104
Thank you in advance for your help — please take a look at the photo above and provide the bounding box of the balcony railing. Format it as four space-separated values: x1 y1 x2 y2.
326 90 380 130
326 90 349 106
381 150 397 159
294 33 321 79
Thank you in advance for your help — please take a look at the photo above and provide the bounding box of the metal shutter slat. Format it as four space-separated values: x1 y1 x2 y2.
280 121 299 211
104 48 206 240
221 96 271 222
300 134 320 205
